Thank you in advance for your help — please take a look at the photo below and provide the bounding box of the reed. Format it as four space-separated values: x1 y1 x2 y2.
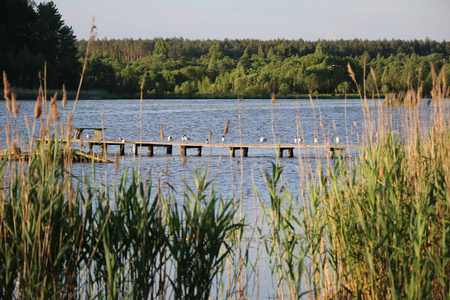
1 59 449 299
164 165 243 299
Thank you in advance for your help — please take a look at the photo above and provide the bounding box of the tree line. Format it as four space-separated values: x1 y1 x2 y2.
80 38 450 97
1 0 449 98
0 0 79 89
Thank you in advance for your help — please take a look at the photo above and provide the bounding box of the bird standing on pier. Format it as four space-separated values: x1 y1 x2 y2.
86 133 90 140
260 137 267 143
167 136 173 141
181 135 186 141
294 137 302 144
184 135 191 141
121 137 125 143
205 139 210 144
314 137 318 144
222 135 226 142
335 136 340 144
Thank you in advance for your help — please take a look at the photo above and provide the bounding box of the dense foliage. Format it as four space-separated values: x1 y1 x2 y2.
1 0 449 97
0 0 79 89
78 38 450 97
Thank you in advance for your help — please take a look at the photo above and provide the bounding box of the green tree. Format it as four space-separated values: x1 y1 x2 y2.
35 1 80 88
153 39 169 59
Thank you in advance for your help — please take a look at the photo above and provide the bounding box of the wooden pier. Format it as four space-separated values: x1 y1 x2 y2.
72 139 361 158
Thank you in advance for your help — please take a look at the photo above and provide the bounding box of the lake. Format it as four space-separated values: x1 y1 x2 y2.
2 97 433 298
1 97 378 211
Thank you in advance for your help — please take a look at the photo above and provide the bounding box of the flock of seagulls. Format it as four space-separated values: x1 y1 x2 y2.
115 134 340 144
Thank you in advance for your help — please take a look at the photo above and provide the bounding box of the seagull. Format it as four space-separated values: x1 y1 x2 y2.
294 137 302 144
205 138 210 144
184 135 191 141
222 135 226 142
121 137 125 143
314 137 318 144
260 137 267 143
335 136 340 144
167 136 173 141
86 133 90 139
181 134 186 141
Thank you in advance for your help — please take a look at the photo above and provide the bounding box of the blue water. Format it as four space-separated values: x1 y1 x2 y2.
2 97 436 298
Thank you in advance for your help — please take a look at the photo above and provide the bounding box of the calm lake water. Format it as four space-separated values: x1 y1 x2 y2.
1 97 377 203
1 97 438 298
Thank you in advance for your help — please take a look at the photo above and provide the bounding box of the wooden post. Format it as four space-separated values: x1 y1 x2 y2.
94 129 103 140
148 146 153 156
120 144 125 156
133 144 138 156
166 145 173 155
288 148 294 157
102 143 108 156
242 147 248 157
330 147 335 158
74 129 83 139
180 145 186 156
197 146 202 156
277 148 283 158
229 147 235 157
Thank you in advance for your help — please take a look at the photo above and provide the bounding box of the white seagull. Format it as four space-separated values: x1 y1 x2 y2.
314 137 318 144
205 138 210 144
86 133 90 139
260 137 267 143
335 136 340 144
294 137 302 144
167 136 173 141
121 137 126 143
222 135 226 142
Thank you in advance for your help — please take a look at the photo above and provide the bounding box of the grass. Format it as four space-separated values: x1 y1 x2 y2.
0 62 449 299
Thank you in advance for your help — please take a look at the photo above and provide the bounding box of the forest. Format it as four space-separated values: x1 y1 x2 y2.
78 38 450 98
2 0 450 98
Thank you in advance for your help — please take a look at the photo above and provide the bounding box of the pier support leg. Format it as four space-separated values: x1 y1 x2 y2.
242 148 248 157
229 147 235 157
133 144 138 156
288 148 294 157
148 146 153 156
120 144 125 156
197 147 202 156
277 149 283 158
166 145 173 155
330 147 335 158
180 146 186 156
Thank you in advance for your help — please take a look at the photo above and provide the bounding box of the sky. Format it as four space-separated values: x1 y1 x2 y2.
52 0 450 41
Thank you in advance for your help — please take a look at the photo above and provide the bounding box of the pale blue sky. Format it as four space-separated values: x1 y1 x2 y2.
53 0 449 41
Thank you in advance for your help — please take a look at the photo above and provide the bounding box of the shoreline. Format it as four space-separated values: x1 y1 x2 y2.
10 88 373 100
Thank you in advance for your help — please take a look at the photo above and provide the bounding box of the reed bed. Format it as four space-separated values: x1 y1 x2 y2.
1 65 449 299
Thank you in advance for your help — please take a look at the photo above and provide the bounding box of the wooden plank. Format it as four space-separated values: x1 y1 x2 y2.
56 138 364 157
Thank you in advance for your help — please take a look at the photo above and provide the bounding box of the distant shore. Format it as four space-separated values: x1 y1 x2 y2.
10 88 373 100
